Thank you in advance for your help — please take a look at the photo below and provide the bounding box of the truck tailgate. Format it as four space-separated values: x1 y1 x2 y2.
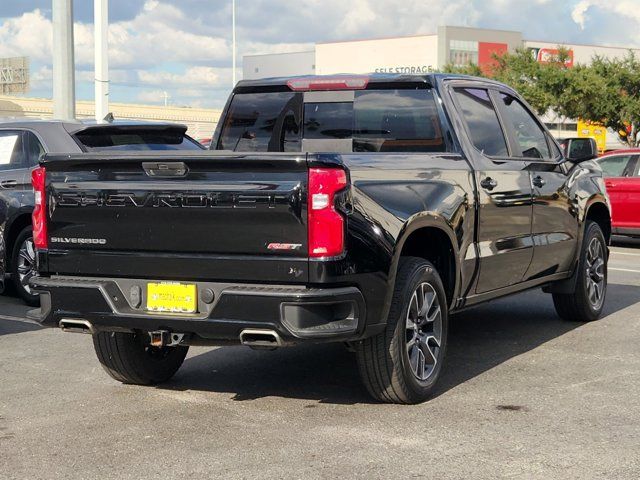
41 152 309 283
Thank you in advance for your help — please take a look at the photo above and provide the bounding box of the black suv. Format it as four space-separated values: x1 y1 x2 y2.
0 120 202 304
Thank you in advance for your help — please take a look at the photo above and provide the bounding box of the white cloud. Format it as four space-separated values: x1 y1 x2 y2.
136 89 168 104
30 65 52 90
571 0 640 27
0 9 52 61
137 66 232 88
2 0 640 108
571 0 592 29
0 3 231 70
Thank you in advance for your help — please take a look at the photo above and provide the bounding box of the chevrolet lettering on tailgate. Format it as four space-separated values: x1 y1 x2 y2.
54 191 295 209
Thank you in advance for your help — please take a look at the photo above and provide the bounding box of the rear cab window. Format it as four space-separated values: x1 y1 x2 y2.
216 85 448 153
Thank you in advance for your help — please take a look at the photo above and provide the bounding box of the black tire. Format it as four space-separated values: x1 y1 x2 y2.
356 257 448 404
552 221 607 322
92 331 188 385
11 226 40 307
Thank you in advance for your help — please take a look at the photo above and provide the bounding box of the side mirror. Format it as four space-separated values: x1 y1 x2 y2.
559 137 598 163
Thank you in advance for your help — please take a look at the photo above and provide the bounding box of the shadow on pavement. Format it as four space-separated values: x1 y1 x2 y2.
165 282 640 404
435 282 640 396
0 319 42 337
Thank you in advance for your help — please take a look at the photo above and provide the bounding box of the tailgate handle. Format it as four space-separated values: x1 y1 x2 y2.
142 162 188 177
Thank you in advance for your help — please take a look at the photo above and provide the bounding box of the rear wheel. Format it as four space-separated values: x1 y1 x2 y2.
93 331 188 385
356 257 448 404
11 226 39 306
552 220 607 322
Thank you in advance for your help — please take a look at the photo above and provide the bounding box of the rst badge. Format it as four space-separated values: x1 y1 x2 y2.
267 243 302 251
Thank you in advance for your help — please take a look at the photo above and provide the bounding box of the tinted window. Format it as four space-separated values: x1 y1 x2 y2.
24 131 46 166
353 90 444 152
453 88 508 157
598 155 633 177
217 92 302 151
75 129 203 151
303 89 445 152
500 94 551 159
304 102 353 139
0 130 26 170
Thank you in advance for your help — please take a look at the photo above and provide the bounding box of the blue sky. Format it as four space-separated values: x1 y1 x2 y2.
0 0 638 109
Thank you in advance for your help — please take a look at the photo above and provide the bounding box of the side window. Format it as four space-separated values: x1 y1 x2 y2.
0 130 26 170
597 155 633 178
453 88 508 157
499 94 552 159
24 131 46 166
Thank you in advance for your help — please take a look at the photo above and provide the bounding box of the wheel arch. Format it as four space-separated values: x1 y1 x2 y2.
545 197 611 295
584 200 611 245
390 215 461 309
5 211 33 270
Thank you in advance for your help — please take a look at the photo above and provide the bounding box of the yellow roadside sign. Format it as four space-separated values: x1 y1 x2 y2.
577 120 607 153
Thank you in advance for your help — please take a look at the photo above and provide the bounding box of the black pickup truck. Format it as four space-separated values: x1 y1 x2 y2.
30 74 611 404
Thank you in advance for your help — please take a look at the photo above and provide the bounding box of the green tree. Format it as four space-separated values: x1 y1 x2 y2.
577 53 640 146
443 48 640 146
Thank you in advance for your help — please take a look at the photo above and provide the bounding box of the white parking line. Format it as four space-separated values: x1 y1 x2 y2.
610 267 640 274
0 314 36 323
610 250 640 257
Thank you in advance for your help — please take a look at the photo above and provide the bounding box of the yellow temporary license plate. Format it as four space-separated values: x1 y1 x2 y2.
146 282 197 313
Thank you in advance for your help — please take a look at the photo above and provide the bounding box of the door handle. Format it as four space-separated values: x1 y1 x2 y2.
480 177 498 190
0 180 17 189
532 175 546 188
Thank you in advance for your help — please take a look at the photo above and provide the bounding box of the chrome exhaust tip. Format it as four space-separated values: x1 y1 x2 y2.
239 329 283 349
59 319 95 334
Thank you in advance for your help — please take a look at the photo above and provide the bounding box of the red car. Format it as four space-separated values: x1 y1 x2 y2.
597 149 640 237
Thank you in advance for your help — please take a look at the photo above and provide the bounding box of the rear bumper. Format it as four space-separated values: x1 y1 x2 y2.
29 276 370 344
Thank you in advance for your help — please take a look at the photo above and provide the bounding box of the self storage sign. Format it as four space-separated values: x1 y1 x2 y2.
374 65 435 74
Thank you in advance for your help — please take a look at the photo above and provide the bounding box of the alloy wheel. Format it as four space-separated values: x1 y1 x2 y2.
405 282 443 381
585 237 606 309
17 236 36 294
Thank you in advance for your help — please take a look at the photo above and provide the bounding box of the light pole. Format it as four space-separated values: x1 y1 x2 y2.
94 0 109 122
232 0 236 88
52 0 76 120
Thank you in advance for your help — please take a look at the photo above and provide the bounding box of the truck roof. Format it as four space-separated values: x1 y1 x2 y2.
234 73 509 92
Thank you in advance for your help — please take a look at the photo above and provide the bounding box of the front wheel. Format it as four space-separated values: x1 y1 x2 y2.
93 331 189 385
552 220 607 322
356 257 448 404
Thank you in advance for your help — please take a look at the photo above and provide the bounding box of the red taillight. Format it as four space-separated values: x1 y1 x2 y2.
31 166 47 250
287 76 369 91
308 168 347 258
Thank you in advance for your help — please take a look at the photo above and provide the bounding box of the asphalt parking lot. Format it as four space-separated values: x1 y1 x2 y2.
1 239 639 479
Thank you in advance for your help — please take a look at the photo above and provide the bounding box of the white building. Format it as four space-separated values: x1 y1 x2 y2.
244 26 640 149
